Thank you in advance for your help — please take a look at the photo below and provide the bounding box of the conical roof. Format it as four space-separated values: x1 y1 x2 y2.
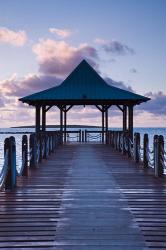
19 60 150 105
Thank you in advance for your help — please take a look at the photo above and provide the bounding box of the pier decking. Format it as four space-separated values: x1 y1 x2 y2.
1 143 166 249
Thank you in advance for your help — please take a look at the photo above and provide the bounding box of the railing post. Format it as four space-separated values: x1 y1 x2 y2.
22 135 28 176
85 130 87 143
30 133 37 167
143 134 149 168
155 135 164 177
158 135 164 177
82 131 84 142
79 130 81 142
5 137 16 190
134 133 140 163
154 135 158 177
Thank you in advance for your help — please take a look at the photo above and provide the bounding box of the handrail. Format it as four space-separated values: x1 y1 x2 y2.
0 149 9 189
0 131 62 191
108 130 165 178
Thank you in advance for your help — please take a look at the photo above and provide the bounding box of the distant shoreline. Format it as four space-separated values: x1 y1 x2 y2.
11 125 101 129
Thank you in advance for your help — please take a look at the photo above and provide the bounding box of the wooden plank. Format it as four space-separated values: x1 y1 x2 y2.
0 143 166 248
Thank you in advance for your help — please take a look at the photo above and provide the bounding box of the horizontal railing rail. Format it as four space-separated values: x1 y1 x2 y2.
0 131 62 191
107 131 166 178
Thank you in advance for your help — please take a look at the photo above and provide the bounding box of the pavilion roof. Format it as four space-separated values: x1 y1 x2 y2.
19 60 150 106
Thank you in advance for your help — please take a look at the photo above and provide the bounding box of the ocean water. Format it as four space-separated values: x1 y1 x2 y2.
0 127 165 171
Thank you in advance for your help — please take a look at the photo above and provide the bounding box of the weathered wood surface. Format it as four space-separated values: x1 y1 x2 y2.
0 144 166 249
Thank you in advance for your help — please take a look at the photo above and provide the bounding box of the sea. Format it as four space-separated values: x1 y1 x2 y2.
0 127 165 171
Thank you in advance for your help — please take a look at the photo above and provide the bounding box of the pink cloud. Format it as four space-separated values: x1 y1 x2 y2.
1 73 61 97
49 28 73 38
32 39 98 76
0 27 27 46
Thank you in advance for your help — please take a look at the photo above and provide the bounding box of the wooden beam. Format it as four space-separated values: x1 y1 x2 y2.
35 105 40 133
64 106 67 142
128 105 134 140
105 109 108 143
123 105 127 132
45 105 53 112
105 109 108 133
102 108 105 143
65 105 73 112
116 105 123 112
95 105 103 112
60 108 63 132
42 106 46 132
103 105 111 112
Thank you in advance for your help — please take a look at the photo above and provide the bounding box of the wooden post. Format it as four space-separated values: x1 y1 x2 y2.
5 137 17 190
102 109 105 143
60 108 63 131
105 109 108 144
35 105 41 133
134 133 140 163
143 134 149 168
85 130 87 142
22 135 28 176
79 130 81 142
155 135 164 177
64 108 67 143
42 106 46 132
123 105 127 132
128 105 133 140
82 131 84 142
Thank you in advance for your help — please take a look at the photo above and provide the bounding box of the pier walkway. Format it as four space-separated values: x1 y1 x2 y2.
0 143 166 249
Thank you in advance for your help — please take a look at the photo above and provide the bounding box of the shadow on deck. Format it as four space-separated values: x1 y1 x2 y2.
0 143 166 249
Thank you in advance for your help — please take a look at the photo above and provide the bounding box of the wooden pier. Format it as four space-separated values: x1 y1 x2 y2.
0 59 164 249
0 138 166 249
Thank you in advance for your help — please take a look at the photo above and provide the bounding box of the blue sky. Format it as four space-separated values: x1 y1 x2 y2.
0 0 166 127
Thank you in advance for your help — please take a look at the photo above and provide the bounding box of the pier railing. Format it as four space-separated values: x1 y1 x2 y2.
0 131 62 190
64 130 104 142
108 131 166 177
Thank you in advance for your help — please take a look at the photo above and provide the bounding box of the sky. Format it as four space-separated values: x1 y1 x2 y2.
0 0 166 128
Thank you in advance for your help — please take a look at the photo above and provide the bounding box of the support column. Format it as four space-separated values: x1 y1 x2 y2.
60 108 63 132
128 105 134 140
102 108 105 143
105 109 108 144
64 107 67 143
105 109 108 133
35 105 40 133
123 105 127 133
42 106 46 132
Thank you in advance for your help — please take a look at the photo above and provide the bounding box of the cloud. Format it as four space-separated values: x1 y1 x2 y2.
95 38 135 55
0 27 27 46
1 73 61 98
49 28 73 38
137 92 166 116
32 39 98 76
104 77 134 92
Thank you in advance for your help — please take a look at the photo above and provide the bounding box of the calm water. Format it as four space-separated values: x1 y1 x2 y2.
0 127 165 171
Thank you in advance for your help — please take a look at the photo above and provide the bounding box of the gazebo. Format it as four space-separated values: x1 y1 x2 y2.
19 60 150 141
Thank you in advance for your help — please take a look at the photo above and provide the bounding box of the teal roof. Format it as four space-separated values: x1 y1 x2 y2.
19 60 150 105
